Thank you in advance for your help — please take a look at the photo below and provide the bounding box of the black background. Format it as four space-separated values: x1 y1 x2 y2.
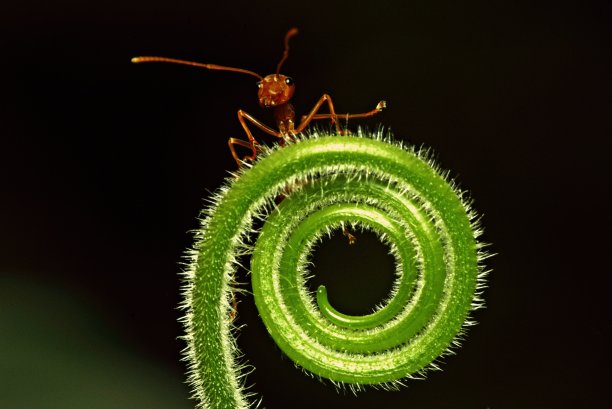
1 0 610 408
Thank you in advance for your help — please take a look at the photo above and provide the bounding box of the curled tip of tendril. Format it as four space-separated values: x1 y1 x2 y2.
180 129 490 408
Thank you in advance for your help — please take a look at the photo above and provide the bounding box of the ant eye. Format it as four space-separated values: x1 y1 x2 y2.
285 77 293 85
257 81 262 88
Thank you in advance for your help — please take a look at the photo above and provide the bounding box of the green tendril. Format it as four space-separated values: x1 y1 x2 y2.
181 130 488 408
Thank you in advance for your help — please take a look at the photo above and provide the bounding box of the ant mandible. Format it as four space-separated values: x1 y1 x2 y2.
132 28 386 167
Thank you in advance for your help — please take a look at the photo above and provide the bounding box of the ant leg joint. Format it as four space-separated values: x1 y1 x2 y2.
342 227 357 245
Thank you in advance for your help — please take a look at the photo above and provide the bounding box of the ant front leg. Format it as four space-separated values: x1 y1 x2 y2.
296 94 344 134
228 138 257 166
303 100 387 129
228 109 281 167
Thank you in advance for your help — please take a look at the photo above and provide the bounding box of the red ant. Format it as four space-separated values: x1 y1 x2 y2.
132 27 386 167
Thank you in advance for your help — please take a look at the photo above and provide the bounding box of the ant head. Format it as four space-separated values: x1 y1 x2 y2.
131 27 299 108
257 28 298 108
257 74 295 108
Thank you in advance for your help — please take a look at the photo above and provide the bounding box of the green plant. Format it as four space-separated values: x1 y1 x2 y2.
182 130 487 408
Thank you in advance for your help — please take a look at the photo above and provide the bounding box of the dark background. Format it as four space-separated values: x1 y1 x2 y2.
1 0 610 408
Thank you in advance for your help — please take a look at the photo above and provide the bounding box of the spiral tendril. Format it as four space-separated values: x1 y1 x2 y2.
181 130 488 408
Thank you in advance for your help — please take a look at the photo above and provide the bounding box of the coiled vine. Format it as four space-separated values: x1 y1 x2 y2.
181 130 487 408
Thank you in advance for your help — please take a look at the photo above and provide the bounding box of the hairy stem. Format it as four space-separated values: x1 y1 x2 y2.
182 131 486 408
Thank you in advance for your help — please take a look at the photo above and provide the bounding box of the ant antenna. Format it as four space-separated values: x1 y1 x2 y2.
131 56 263 80
276 27 299 74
